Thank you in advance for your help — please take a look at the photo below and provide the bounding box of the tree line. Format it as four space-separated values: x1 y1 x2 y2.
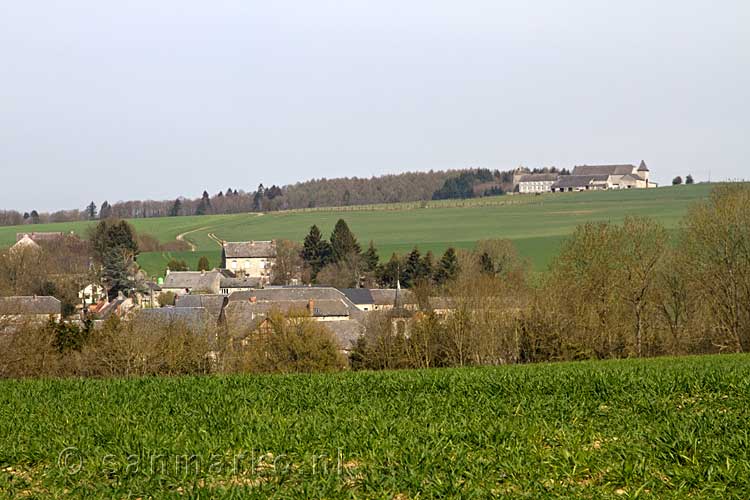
0 166 548 228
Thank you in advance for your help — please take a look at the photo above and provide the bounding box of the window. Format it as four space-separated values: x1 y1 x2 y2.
231 260 238 269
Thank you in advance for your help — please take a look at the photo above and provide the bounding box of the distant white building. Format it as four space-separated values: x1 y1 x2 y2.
517 173 559 194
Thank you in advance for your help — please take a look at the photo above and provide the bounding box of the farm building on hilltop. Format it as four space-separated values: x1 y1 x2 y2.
517 173 560 194
551 162 655 192
513 161 656 193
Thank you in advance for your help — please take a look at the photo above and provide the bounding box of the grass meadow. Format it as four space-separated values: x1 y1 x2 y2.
0 184 712 276
0 353 748 498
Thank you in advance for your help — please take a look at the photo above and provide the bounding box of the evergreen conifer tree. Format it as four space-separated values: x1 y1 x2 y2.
363 241 380 272
330 219 361 262
301 225 332 279
434 247 459 285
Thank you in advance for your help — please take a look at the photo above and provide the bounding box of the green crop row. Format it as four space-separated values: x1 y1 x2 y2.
1 353 748 498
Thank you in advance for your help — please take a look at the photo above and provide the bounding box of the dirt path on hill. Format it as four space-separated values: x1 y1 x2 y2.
175 227 209 252
207 233 224 247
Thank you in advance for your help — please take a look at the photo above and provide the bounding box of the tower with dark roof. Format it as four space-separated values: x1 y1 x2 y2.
637 160 650 182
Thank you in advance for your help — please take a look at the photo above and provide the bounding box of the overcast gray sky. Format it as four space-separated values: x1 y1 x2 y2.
1 1 748 211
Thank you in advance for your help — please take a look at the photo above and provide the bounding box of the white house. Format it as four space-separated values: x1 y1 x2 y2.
517 173 559 194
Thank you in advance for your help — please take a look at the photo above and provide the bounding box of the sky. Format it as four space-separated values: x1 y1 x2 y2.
1 1 748 212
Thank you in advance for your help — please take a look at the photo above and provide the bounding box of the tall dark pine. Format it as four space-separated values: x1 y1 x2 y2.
195 191 211 215
90 219 140 299
401 247 422 288
363 241 380 273
434 247 459 285
86 202 97 220
377 253 401 288
421 250 435 282
330 219 361 262
169 199 182 217
301 225 332 279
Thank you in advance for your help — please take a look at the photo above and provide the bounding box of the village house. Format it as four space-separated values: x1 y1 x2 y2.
138 306 212 330
220 241 276 283
0 296 62 325
222 288 365 355
219 276 263 296
338 288 376 311
175 294 228 325
79 284 106 308
161 270 222 296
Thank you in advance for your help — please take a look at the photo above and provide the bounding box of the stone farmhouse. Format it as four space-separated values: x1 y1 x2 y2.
515 161 655 193
0 296 62 325
551 162 654 192
220 241 276 284
161 270 223 296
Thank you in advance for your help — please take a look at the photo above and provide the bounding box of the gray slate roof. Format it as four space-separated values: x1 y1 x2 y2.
322 320 365 351
229 287 347 303
222 241 276 259
175 294 227 321
638 160 649 172
338 288 374 305
138 307 210 329
228 287 365 321
226 299 349 318
518 173 559 182
162 271 222 292
220 276 262 289
369 289 416 306
552 175 609 189
0 296 61 315
572 165 636 176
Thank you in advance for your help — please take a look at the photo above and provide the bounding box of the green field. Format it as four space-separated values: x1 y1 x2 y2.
1 354 748 498
1 185 713 277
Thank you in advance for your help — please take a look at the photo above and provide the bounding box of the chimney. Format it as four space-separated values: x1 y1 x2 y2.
307 299 315 314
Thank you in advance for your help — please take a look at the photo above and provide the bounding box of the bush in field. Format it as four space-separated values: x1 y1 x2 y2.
236 311 345 373
167 259 189 271
197 256 211 271
158 291 176 307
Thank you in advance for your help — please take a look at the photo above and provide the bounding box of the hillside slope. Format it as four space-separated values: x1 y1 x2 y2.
0 185 712 276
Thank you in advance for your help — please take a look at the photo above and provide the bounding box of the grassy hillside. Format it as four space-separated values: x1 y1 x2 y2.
0 185 712 277
1 353 748 498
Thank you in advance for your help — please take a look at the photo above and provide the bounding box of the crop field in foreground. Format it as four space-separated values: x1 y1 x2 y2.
1 353 749 499
0 184 713 276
